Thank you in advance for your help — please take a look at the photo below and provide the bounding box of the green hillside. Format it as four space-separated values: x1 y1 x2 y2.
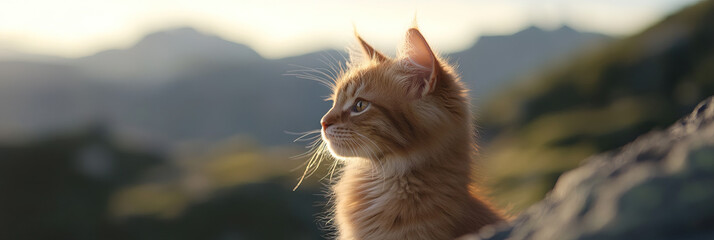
0 127 328 240
480 0 714 212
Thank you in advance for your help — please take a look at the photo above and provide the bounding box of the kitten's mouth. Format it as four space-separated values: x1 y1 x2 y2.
324 140 347 158
322 132 356 158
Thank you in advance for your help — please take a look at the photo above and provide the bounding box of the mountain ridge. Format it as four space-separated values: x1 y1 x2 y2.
0 25 612 147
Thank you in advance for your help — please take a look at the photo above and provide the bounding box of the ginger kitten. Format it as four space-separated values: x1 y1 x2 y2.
314 27 504 240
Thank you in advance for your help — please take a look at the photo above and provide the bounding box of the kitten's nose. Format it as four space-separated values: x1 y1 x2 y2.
321 118 335 130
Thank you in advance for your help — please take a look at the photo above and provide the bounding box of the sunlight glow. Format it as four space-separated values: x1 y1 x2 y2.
0 0 702 59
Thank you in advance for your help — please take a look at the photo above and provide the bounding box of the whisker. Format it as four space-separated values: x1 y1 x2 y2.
286 64 338 89
284 72 335 89
319 60 342 84
318 57 338 81
285 129 322 142
321 52 347 82
319 64 339 85
293 140 331 191
290 138 322 160
285 71 332 83
306 143 327 176
327 157 340 181
353 131 388 183
290 138 322 168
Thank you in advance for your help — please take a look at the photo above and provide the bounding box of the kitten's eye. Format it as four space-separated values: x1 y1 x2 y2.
352 100 369 113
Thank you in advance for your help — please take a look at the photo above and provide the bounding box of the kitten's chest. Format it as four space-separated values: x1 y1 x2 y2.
338 171 423 207
333 170 458 239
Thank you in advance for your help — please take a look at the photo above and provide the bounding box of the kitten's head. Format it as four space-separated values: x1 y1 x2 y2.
321 27 470 162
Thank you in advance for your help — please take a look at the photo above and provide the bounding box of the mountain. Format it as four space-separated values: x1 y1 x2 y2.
77 27 265 84
0 25 610 147
479 0 714 212
0 47 67 62
453 25 610 100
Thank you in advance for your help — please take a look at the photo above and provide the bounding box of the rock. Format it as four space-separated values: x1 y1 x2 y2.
469 97 714 240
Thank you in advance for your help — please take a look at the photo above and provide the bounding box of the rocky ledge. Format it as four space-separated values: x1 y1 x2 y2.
465 97 714 240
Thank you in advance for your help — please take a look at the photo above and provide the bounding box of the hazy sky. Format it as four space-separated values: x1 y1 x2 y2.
0 0 702 59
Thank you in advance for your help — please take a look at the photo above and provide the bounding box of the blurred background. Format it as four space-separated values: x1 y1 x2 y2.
1 0 713 239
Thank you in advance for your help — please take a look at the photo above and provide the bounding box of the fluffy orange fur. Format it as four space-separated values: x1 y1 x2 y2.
317 27 503 240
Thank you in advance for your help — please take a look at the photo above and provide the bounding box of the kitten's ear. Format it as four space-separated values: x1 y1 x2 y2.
355 33 388 62
401 28 439 97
